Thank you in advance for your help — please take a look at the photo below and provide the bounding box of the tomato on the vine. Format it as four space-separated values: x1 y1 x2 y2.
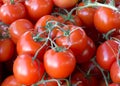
1 75 22 86
17 31 48 61
55 25 88 57
44 49 76 78
96 40 119 70
8 19 34 44
0 38 15 62
94 7 120 33
24 0 54 22
0 3 26 24
13 54 45 85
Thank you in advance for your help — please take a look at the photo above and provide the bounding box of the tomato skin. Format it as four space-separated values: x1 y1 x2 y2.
0 38 15 62
96 40 119 70
109 83 120 86
77 2 96 28
94 7 120 33
53 0 78 9
1 75 22 86
76 37 96 64
55 25 88 57
8 19 34 44
44 49 76 78
0 3 26 24
17 31 47 61
110 61 120 83
13 54 45 85
25 0 53 22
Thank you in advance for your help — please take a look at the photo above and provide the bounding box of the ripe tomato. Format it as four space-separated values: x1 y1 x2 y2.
25 0 54 22
71 71 98 86
94 7 120 33
55 25 88 57
2 0 24 4
76 2 96 28
34 15 58 39
1 75 22 86
76 37 96 64
8 19 34 44
110 60 120 83
13 54 45 85
0 38 15 62
0 3 26 24
17 31 48 61
109 83 120 86
96 40 119 70
44 49 76 78
52 0 78 9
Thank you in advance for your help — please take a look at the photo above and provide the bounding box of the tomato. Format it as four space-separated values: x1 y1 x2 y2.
0 38 15 62
44 49 76 78
94 7 120 33
76 37 96 64
110 60 120 83
76 2 96 28
1 75 22 86
34 15 58 39
8 19 34 44
96 40 119 70
0 3 26 24
55 25 88 57
24 0 54 22
71 71 98 86
13 54 45 85
17 31 48 61
52 0 78 9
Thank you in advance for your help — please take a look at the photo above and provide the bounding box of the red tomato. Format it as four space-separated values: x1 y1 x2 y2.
94 7 120 33
34 15 58 39
1 75 22 86
0 38 15 62
2 0 24 4
55 25 88 57
8 19 34 44
110 61 120 83
17 31 48 61
25 0 53 22
76 37 96 64
76 2 96 28
71 71 98 86
96 40 119 70
44 49 76 78
52 0 78 8
0 3 26 24
13 54 45 85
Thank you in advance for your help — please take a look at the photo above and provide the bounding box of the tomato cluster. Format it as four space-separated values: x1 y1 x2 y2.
0 0 120 86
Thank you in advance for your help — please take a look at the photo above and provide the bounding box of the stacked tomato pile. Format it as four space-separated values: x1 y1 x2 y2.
0 0 120 86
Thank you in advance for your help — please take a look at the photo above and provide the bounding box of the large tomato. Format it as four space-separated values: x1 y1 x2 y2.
52 0 78 9
94 7 120 33
0 38 15 62
55 25 88 57
24 0 54 22
17 31 48 61
44 49 76 78
96 40 119 70
13 54 45 85
8 19 34 44
0 3 26 24
1 75 22 86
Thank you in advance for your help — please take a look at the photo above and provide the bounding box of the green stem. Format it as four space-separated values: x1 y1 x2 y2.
10 0 15 4
91 58 108 86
